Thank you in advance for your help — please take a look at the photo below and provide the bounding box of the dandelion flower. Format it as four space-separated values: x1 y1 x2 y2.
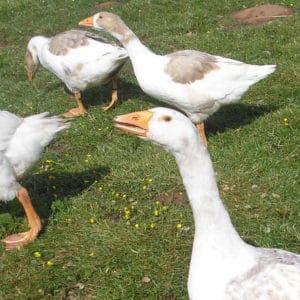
155 200 160 205
89 218 96 224
33 251 41 258
153 209 159 217
162 205 169 212
134 223 139 228
47 260 54 266
147 178 153 183
89 252 95 257
177 223 182 229
142 185 147 190
150 223 156 229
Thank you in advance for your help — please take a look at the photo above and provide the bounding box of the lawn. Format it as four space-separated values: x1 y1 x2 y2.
0 0 299 299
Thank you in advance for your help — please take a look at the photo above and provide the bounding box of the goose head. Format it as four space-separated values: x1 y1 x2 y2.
24 36 45 81
114 107 203 155
79 12 130 42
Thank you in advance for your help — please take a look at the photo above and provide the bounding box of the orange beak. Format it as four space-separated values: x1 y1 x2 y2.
27 71 34 81
79 16 94 27
114 110 154 137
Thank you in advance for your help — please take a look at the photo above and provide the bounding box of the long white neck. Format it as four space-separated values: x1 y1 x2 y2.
171 139 254 298
28 36 48 63
174 143 239 238
109 24 155 62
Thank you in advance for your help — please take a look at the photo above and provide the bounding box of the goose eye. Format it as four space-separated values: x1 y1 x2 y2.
162 115 172 122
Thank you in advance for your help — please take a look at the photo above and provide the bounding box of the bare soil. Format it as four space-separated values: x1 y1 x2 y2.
231 4 294 25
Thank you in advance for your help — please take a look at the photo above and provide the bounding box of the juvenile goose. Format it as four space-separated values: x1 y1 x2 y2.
80 12 276 144
114 107 300 299
0 110 68 250
25 30 128 117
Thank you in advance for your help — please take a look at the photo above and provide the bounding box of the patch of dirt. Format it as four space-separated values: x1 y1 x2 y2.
157 192 189 206
231 4 294 25
95 1 124 9
107 212 121 223
0 45 15 49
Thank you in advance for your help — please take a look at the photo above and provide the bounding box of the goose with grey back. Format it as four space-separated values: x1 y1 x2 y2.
114 107 300 299
79 12 276 145
25 30 128 117
0 110 68 250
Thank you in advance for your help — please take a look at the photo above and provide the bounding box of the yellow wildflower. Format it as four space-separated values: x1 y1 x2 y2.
47 260 54 266
33 251 41 258
150 223 156 229
162 205 169 211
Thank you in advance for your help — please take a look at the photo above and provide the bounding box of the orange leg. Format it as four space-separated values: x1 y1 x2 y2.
196 122 208 147
1 187 42 250
63 91 87 118
102 76 118 111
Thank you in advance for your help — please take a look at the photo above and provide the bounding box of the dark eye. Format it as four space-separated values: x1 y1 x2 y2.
99 15 103 19
162 115 172 122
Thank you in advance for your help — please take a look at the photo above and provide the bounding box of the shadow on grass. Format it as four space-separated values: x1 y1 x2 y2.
205 103 279 136
0 166 110 224
82 78 153 109
33 78 279 137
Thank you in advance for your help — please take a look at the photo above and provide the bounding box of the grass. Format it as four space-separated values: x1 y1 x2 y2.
0 0 299 299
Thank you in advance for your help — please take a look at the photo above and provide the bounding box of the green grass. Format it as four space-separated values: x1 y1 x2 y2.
0 0 299 299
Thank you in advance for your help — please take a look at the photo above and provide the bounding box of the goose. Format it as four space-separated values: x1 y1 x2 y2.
25 29 128 117
79 12 276 145
114 107 300 299
0 110 68 250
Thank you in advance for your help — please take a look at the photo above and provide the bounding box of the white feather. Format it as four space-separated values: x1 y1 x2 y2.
0 110 68 202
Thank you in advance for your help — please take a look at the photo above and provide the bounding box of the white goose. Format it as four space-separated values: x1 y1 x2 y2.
0 110 68 250
80 12 276 144
114 107 300 300
25 30 128 117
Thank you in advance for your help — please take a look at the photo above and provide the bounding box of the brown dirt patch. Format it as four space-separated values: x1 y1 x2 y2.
95 1 124 9
231 4 294 25
157 192 189 206
0 45 15 49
